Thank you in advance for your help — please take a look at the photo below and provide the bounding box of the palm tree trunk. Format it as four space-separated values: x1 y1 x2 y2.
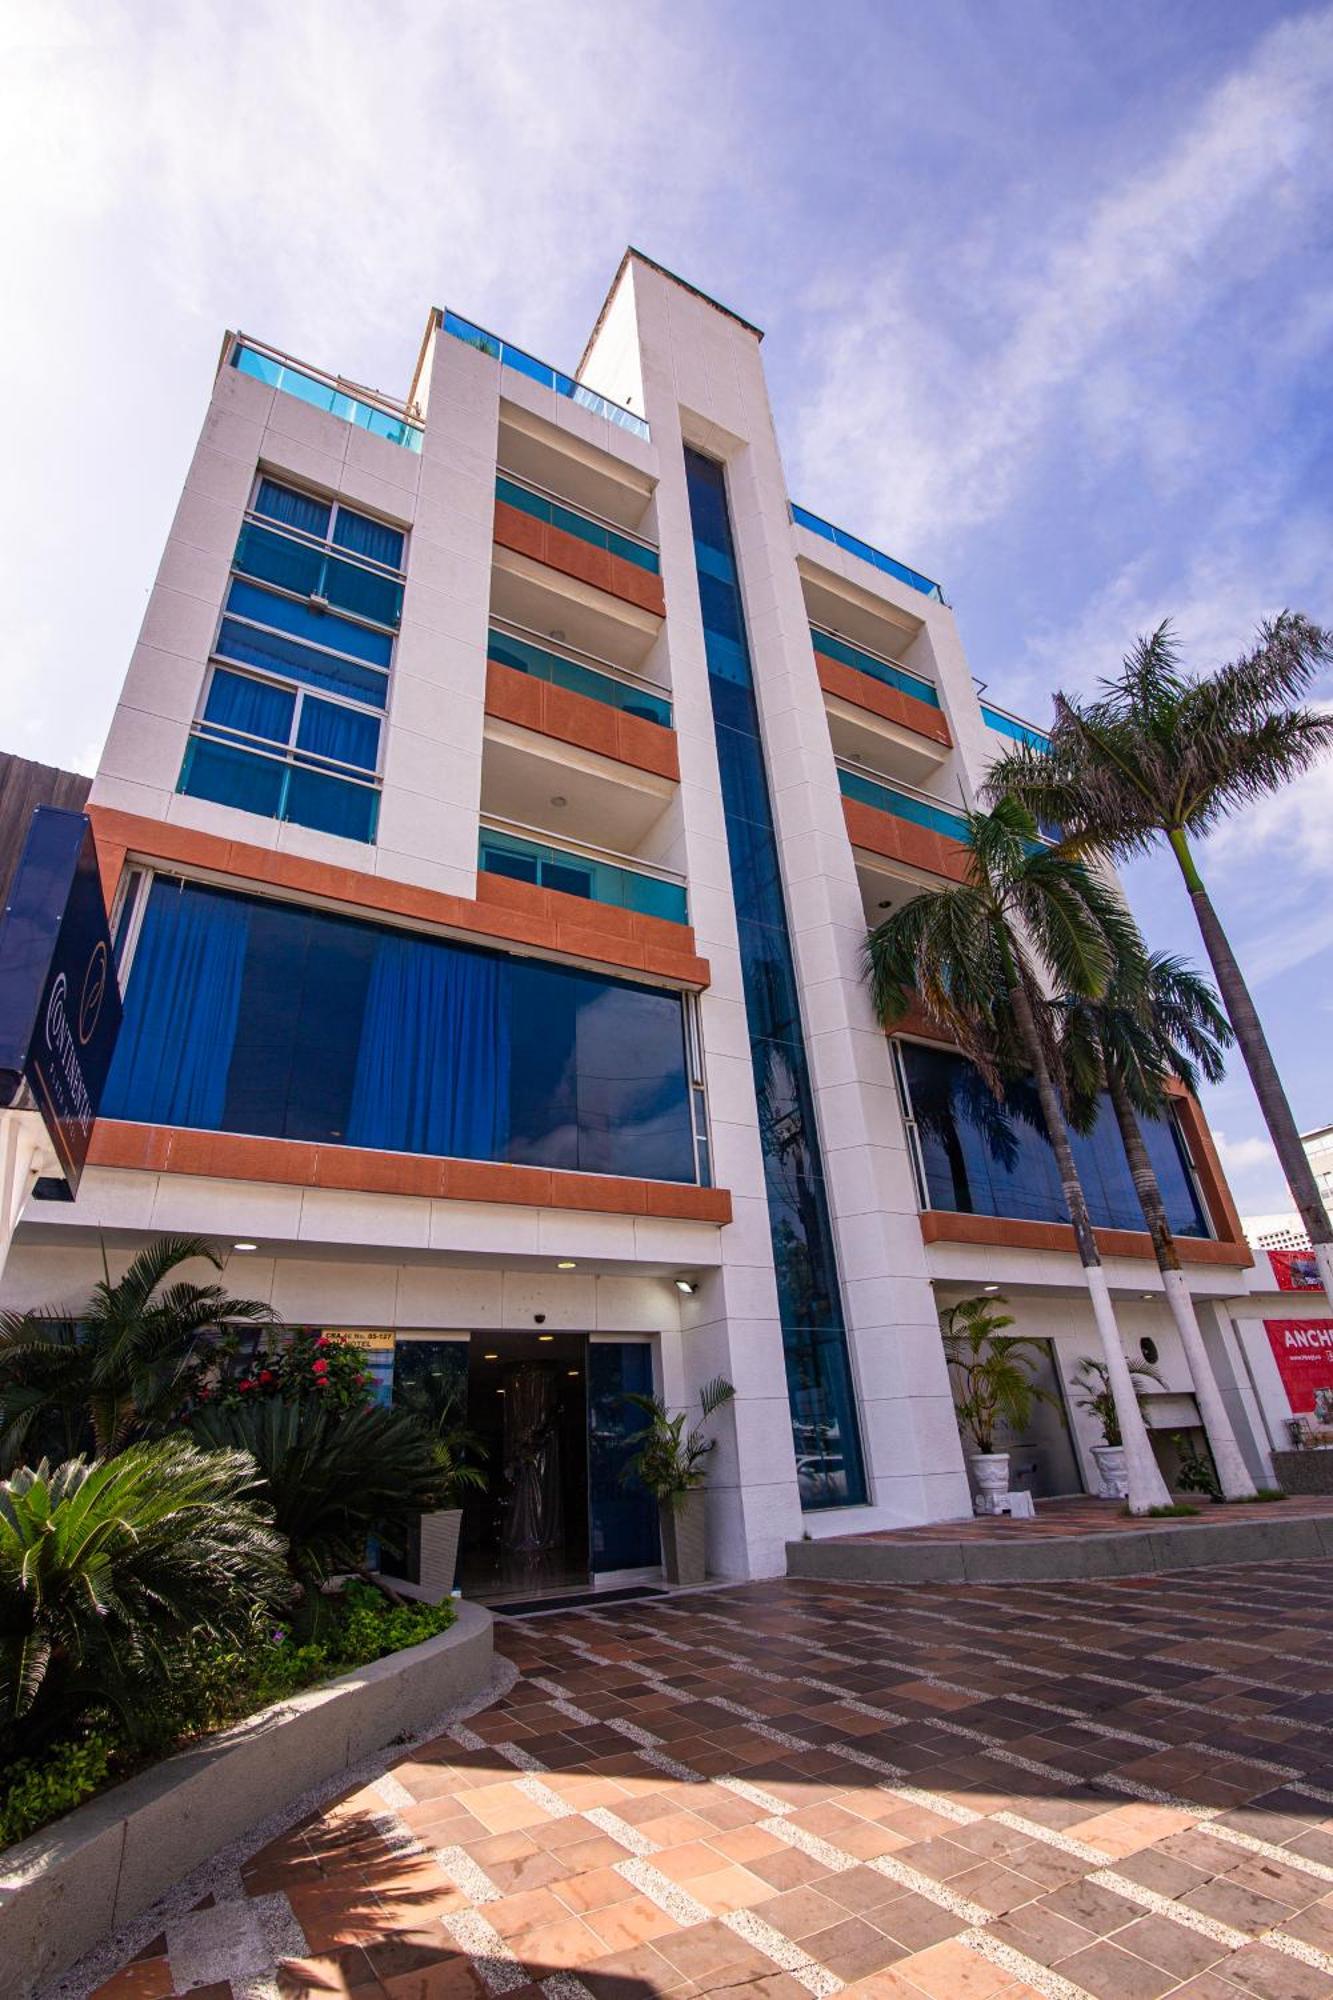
1006 976 1172 1512
1104 1065 1256 1500
1168 827 1333 1312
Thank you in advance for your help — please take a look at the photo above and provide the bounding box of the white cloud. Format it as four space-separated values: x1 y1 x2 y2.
788 5 1333 554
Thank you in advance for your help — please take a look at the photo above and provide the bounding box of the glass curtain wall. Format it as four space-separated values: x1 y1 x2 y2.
683 449 866 1509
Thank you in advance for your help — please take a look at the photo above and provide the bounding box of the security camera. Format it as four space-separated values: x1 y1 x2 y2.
534 1313 546 1325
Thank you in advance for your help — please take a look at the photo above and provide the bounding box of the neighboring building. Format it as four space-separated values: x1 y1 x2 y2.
0 753 92 906
1 252 1277 1585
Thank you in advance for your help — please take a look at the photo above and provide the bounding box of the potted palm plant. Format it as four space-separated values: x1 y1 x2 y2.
390 1377 487 1600
1071 1354 1163 1497
941 1294 1051 1501
621 1376 735 1586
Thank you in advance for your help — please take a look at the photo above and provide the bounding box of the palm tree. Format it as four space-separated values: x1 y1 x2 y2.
0 1237 275 1468
0 1439 287 1755
865 797 1173 1512
1059 952 1255 1498
986 615 1333 1308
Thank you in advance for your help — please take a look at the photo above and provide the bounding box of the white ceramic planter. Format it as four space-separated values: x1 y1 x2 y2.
970 1451 1011 1498
1093 1442 1129 1499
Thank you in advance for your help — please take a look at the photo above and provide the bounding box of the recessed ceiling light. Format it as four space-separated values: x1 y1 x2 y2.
557 1259 577 1270
877 900 892 910
550 795 567 808
1141 1292 1154 1300
233 1241 259 1252
484 1351 499 1360
982 1284 999 1294
550 629 566 642
538 1333 554 1342
568 1369 580 1377
675 1278 697 1295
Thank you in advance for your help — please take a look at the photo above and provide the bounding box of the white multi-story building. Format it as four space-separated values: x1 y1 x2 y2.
1 252 1281 1585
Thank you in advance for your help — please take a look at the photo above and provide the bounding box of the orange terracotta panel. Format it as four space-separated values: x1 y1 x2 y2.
493 501 546 564
615 713 680 781
311 1147 446 1199
164 1129 321 1186
640 944 711 986
642 1182 733 1222
545 1174 649 1215
541 681 622 760
544 524 611 595
814 653 952 747
557 923 646 969
630 910 696 952
485 660 545 733
87 1121 173 1171
607 556 666 618
918 1208 1251 1267
441 1159 554 1207
94 838 127 906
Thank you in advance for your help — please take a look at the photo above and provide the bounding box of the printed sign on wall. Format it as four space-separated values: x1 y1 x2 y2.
1264 1318 1333 1415
1268 1247 1323 1291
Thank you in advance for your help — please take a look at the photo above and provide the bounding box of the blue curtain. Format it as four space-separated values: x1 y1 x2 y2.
254 479 331 539
332 507 404 571
346 935 511 1158
296 696 379 770
204 669 295 745
102 885 251 1129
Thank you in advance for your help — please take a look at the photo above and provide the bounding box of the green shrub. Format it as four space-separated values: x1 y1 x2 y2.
0 1731 114 1847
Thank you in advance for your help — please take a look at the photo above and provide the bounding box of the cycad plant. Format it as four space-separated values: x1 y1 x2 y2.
940 1294 1052 1455
865 797 1172 1511
987 615 1333 1308
0 1236 275 1469
0 1440 287 1757
1058 951 1256 1498
190 1398 449 1589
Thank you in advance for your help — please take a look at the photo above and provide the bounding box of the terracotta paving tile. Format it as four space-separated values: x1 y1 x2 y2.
508 1913 609 1972
1053 1938 1177 1998
1218 1938 1333 1999
1115 1912 1228 1980
890 1937 1015 1997
89 1964 175 2000
579 1891 680 1951
277 1951 383 1998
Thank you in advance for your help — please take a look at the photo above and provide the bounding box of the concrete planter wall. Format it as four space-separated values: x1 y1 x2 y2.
0 1602 493 2000
1272 1447 1333 1494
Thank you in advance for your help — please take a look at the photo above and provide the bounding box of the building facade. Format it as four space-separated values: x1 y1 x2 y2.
1 252 1277 1584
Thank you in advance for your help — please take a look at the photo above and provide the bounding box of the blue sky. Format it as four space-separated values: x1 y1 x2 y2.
3 0 1330 1213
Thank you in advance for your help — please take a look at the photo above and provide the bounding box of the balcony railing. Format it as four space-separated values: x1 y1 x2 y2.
980 700 1051 752
478 819 688 924
232 340 423 452
488 622 672 728
496 471 660 576
791 503 943 601
443 308 650 441
836 761 969 844
810 625 941 710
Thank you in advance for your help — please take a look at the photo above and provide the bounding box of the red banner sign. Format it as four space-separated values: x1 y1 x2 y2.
1268 1247 1322 1291
1264 1318 1333 1415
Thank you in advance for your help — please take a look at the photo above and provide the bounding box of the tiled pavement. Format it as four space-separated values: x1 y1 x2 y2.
90 1560 1333 2000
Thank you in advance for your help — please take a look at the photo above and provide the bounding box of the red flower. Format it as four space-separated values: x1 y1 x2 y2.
312 1359 329 1377
238 1379 255 1392
259 1369 274 1385
315 1335 330 1348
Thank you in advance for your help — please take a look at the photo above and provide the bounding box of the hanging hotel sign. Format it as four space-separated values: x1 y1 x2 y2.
0 809 122 1196
1268 1247 1322 1291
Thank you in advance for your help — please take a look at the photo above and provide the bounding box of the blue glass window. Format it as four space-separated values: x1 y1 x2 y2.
478 829 688 925
685 449 867 1510
104 879 700 1185
898 1041 1210 1237
588 1343 659 1571
254 479 331 539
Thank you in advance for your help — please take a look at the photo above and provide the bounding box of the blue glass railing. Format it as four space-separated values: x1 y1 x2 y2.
479 826 687 924
495 473 660 576
837 764 969 844
981 702 1050 752
487 628 671 727
791 504 943 601
443 309 650 442
232 343 423 452
810 626 941 710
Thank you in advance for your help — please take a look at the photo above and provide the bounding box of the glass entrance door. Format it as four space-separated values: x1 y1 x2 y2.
460 1330 591 1597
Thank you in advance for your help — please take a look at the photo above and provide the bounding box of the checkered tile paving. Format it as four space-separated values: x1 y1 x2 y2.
91 1561 1333 2000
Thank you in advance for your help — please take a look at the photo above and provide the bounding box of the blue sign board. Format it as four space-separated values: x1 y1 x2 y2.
0 809 123 1195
